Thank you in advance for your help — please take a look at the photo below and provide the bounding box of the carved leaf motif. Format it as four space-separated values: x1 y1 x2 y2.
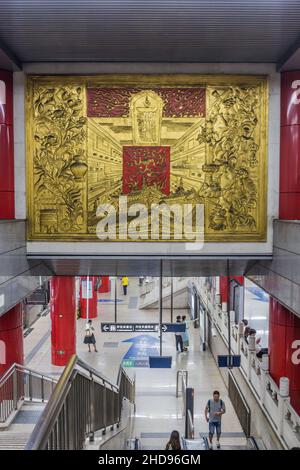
198 85 261 232
32 85 87 233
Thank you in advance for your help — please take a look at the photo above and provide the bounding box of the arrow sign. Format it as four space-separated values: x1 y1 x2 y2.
161 323 186 333
101 323 157 333
122 335 160 344
122 335 160 368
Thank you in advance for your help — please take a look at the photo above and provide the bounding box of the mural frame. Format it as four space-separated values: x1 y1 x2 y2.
26 74 268 242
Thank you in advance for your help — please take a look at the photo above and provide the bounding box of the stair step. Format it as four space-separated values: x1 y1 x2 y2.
0 432 30 450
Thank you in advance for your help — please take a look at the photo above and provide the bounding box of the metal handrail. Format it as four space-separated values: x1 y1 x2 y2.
176 370 188 398
25 355 77 449
248 436 260 450
176 370 194 439
0 363 57 424
0 362 55 385
0 363 18 384
25 355 135 450
187 409 194 439
76 357 119 391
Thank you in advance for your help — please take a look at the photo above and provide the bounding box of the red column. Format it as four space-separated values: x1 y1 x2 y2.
79 276 98 319
286 311 300 414
268 298 288 383
51 277 76 366
0 303 24 377
0 70 14 219
219 276 229 303
280 71 300 219
99 276 110 293
269 298 300 414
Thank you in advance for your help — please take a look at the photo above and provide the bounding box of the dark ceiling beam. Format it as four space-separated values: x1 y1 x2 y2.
0 36 22 70
277 33 300 72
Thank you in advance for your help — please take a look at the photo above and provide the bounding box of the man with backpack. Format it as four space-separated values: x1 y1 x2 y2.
204 390 226 449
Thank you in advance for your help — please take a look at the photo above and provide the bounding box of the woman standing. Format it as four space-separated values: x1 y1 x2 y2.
165 430 181 450
84 319 98 352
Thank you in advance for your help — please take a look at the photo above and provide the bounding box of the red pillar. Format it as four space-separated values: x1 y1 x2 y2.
0 70 14 219
79 276 98 319
99 276 110 293
269 298 300 414
51 277 76 366
0 303 24 377
219 276 229 303
280 71 300 219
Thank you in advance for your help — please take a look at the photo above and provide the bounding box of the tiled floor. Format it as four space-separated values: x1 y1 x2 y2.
24 277 246 450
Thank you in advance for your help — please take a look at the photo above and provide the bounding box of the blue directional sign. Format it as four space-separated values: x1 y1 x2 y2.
101 323 158 333
218 355 241 368
122 335 160 368
101 322 185 333
161 323 186 333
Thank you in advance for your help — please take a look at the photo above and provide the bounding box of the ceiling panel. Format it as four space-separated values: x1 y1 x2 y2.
0 1 300 64
26 255 272 277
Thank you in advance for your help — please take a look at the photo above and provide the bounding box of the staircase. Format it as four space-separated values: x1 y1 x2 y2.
0 402 45 449
139 277 189 309
0 363 57 449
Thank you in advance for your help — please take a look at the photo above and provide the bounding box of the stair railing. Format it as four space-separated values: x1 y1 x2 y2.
25 355 135 450
0 363 57 424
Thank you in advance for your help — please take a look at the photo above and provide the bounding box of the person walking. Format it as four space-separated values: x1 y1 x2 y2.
83 319 98 352
181 315 189 351
175 315 183 353
165 430 181 450
121 276 129 295
205 390 226 449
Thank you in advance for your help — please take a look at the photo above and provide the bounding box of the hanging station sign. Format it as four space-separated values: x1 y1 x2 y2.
101 322 186 333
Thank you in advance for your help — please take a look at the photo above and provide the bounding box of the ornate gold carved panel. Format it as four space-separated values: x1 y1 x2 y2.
26 75 268 242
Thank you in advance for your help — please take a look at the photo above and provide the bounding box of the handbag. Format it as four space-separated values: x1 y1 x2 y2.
85 327 93 337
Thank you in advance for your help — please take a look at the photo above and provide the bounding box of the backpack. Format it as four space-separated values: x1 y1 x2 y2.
207 399 225 412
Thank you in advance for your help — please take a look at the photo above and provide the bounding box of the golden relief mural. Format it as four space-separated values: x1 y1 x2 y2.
26 75 268 242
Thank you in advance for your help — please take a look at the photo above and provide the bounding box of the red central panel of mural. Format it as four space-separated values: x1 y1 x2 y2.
122 146 170 195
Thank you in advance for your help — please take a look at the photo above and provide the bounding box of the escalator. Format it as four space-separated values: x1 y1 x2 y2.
182 435 261 450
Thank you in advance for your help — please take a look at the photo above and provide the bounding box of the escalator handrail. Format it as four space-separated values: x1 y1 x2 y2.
248 436 260 450
203 436 210 450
